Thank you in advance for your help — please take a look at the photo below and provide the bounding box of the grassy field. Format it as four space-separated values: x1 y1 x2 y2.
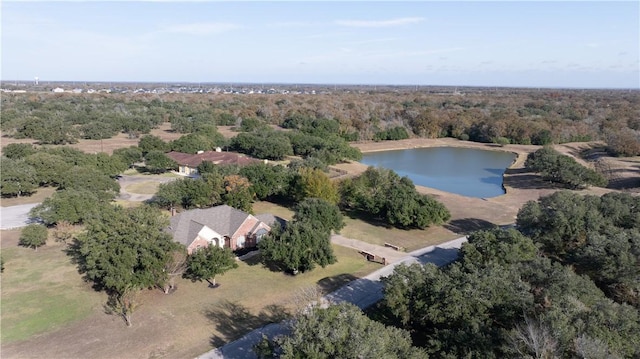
124 181 163 195
1 238 380 358
0 187 56 207
0 240 105 343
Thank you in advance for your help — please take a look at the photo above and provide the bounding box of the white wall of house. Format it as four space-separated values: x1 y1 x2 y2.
198 226 224 247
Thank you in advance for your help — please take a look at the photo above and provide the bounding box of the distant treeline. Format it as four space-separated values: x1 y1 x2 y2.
1 89 638 155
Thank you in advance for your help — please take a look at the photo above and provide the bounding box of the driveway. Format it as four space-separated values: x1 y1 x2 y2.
0 203 39 230
199 236 467 359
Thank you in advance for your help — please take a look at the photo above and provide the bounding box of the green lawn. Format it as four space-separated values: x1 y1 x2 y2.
0 244 104 343
124 181 163 194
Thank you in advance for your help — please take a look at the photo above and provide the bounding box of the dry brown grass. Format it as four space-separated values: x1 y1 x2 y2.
0 187 56 207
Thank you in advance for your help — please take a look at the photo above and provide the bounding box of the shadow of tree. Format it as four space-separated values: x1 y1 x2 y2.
317 273 358 295
205 300 290 347
503 168 561 190
64 238 105 292
343 209 393 229
444 218 497 234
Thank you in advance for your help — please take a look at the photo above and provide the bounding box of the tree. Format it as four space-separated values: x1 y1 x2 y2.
517 191 640 307
183 245 238 287
19 224 48 251
74 205 179 326
94 152 127 177
24 152 72 186
231 131 294 160
239 163 292 200
525 146 607 189
340 167 450 229
112 146 143 168
30 189 107 226
0 157 38 197
222 175 254 213
292 167 339 204
144 150 177 174
162 247 188 294
259 220 336 274
138 135 168 155
255 302 427 359
2 143 36 159
170 133 220 154
58 166 120 200
293 197 344 233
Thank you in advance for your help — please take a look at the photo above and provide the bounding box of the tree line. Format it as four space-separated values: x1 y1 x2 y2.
2 89 638 155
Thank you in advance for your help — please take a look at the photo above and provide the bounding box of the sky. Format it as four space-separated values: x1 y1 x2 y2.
2 1 639 88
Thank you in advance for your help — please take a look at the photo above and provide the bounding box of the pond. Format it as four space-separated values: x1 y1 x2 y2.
360 147 516 198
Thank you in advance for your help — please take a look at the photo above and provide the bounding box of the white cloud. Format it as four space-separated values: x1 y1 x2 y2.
335 17 424 28
163 22 241 36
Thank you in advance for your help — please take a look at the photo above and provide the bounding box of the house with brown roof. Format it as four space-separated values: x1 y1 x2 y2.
167 205 282 254
166 150 261 176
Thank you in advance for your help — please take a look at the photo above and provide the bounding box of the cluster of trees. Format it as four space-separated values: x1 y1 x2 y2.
258 198 342 274
525 147 608 189
230 118 362 165
254 302 427 358
340 167 451 228
4 89 638 155
517 190 640 307
152 160 343 213
1 144 124 199
379 226 640 358
373 126 410 141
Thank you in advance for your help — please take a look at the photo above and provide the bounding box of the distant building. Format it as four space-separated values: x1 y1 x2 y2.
52 87 64 93
166 150 260 176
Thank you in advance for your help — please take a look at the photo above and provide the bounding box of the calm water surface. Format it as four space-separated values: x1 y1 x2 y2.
361 147 516 198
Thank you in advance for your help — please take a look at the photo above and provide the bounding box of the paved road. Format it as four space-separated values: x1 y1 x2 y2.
0 203 39 230
198 236 467 359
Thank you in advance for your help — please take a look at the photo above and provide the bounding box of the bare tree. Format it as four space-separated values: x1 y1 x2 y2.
162 249 187 294
509 316 559 359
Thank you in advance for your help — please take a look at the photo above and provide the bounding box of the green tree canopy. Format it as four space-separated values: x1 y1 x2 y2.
144 150 177 174
58 166 120 200
74 205 181 325
340 167 450 229
2 143 37 159
517 190 640 307
293 197 344 233
0 157 38 197
138 135 168 155
24 152 72 187
19 223 48 251
258 220 336 274
525 146 607 189
292 167 339 205
30 189 108 226
239 163 292 200
380 227 640 358
112 146 143 168
256 302 427 359
183 245 238 287
231 130 294 160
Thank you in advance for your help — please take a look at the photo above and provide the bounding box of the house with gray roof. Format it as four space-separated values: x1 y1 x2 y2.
167 205 280 254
